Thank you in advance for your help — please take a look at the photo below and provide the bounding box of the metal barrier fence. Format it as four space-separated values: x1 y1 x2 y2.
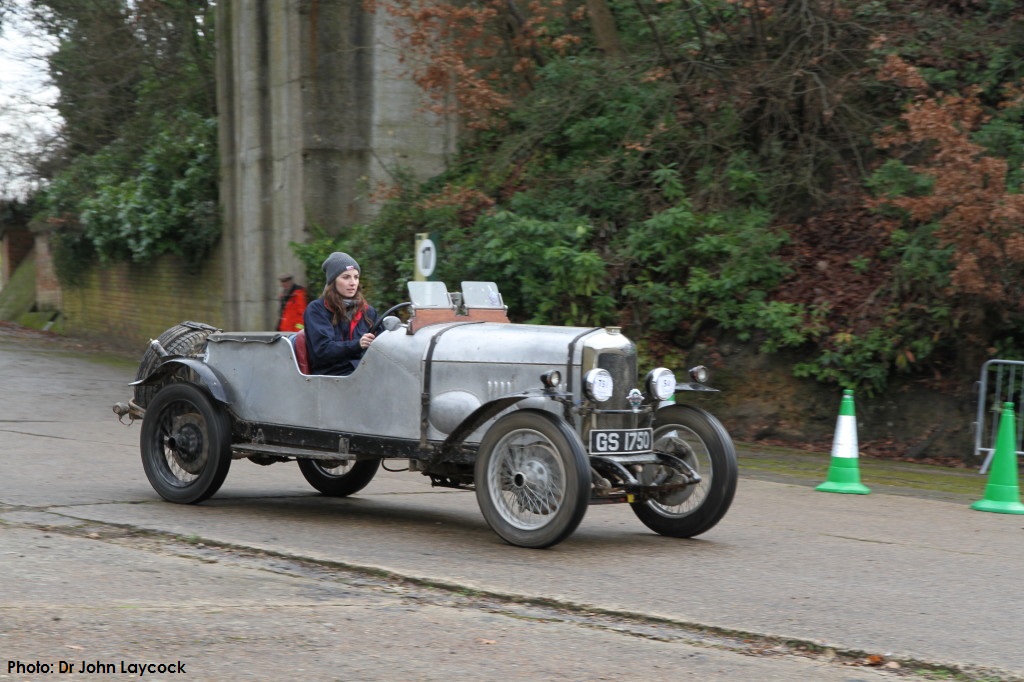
974 359 1024 473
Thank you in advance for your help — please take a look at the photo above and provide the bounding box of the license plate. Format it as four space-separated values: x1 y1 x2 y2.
589 428 653 455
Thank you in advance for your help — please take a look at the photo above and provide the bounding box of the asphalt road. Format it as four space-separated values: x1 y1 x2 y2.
2 328 1021 681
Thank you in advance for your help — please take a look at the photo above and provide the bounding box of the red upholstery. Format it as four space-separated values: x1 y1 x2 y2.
293 329 311 375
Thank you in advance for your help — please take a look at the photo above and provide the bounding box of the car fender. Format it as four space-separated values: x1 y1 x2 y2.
441 391 568 448
130 357 230 405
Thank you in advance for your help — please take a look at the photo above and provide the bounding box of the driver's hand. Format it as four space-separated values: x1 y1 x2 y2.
359 333 376 349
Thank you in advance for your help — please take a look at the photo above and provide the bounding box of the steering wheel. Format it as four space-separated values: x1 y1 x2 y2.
371 302 413 335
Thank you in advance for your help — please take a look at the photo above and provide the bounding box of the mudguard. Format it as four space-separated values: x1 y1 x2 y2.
442 390 570 449
130 357 231 405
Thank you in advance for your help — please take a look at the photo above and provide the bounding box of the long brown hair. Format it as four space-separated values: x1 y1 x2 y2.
321 283 368 326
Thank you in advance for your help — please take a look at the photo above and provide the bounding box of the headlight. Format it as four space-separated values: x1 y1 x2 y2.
689 365 709 384
583 368 614 402
541 370 561 389
646 367 677 400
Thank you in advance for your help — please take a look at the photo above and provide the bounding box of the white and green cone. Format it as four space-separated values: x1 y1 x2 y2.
816 389 870 495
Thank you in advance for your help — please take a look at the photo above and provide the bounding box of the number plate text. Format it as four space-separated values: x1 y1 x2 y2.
588 428 653 455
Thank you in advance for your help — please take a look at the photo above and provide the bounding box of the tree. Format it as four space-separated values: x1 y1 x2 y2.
36 0 142 159
368 0 587 129
30 0 220 277
870 55 1024 373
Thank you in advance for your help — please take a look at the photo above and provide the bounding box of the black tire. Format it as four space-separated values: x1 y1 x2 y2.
475 410 590 549
297 458 381 497
140 383 232 504
134 322 219 409
630 404 738 538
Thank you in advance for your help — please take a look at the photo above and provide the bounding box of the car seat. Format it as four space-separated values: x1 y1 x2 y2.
292 329 311 375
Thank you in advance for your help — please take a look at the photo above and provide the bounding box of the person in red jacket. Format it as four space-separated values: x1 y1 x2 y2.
277 274 307 332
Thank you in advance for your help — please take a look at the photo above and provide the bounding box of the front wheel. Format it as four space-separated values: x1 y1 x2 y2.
297 458 380 497
140 383 232 504
630 404 738 538
475 411 590 549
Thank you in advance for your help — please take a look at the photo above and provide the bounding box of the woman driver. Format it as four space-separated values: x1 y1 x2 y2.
302 252 379 376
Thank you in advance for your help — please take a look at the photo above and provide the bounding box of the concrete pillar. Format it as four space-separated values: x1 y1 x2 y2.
368 8 456 195
217 1 273 330
217 0 454 330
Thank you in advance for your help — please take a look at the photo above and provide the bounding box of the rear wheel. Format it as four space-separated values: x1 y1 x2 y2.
475 411 590 549
134 322 219 409
630 404 737 538
297 458 380 497
140 383 232 504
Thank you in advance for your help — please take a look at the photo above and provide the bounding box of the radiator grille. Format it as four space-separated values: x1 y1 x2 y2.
595 350 640 429
597 352 633 410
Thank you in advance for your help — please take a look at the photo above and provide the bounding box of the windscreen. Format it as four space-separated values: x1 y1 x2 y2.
461 281 504 309
407 281 452 309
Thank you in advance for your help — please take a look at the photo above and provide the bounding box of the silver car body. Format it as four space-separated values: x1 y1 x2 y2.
119 280 737 548
208 322 629 445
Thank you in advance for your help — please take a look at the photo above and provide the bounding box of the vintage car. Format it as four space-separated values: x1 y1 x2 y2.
114 281 737 548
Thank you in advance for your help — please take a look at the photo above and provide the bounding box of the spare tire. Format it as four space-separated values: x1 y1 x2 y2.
133 321 221 409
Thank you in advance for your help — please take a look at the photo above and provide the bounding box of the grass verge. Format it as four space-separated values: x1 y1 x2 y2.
737 442 991 503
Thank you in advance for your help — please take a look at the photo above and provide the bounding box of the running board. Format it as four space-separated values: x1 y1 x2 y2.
230 442 355 461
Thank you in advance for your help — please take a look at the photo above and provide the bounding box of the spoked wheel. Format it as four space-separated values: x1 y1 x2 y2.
630 404 738 538
140 383 232 504
297 458 380 497
475 411 590 549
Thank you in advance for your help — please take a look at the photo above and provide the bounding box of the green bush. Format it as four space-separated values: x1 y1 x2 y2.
40 112 219 275
974 112 1024 192
457 210 616 326
865 159 935 200
622 166 818 352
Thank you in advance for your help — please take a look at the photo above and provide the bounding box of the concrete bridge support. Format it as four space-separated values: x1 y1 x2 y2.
216 0 454 329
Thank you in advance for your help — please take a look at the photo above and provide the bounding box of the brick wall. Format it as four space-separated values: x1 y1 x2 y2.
61 243 227 351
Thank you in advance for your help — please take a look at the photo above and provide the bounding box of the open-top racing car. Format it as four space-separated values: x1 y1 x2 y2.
114 280 737 548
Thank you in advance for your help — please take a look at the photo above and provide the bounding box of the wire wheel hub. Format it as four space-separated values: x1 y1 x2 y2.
166 414 208 475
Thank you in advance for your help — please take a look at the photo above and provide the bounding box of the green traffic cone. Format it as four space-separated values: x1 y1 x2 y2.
816 389 871 495
971 401 1024 514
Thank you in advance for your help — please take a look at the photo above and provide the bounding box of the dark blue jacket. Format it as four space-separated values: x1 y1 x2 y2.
303 298 378 376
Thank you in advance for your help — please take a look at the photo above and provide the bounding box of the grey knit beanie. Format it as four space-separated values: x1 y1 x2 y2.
322 252 360 285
